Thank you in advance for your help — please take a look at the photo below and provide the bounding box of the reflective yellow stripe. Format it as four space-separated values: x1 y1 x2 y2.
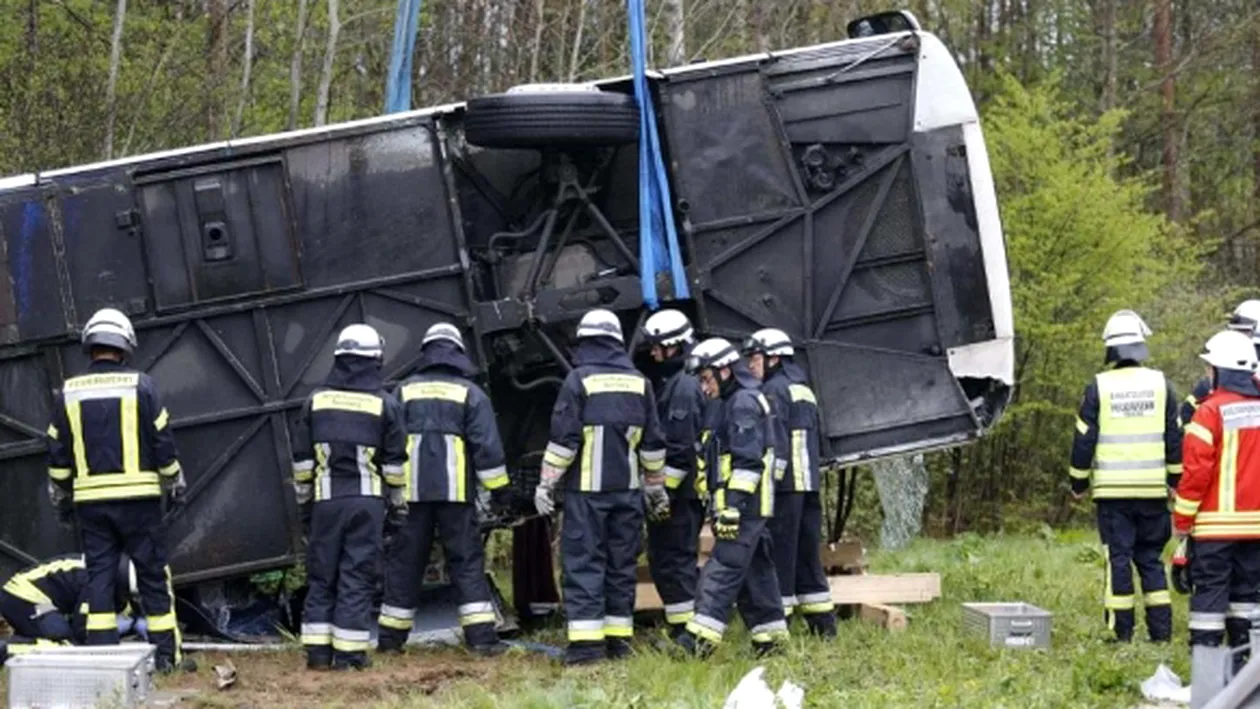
686 621 723 644
1166 463 1183 474
314 444 330 502
1221 430 1239 513
74 480 162 502
581 374 645 395
1192 523 1260 538
792 430 806 490
459 613 496 627
1145 590 1172 606
1069 467 1091 480
604 625 633 638
121 395 139 475
148 612 177 632
761 451 774 516
567 628 605 642
1186 421 1213 446
312 390 383 416
332 638 370 652
46 424 59 440
788 384 816 404
482 473 509 490
666 610 694 625
1104 595 1135 610
379 615 413 630
1075 417 1089 435
1093 368 1168 499
400 381 468 404
3 578 54 606
87 613 118 631
158 460 181 477
1174 495 1201 516
403 434 418 500
581 426 595 491
800 601 835 614
454 437 467 503
49 467 72 481
67 400 88 479
154 408 170 431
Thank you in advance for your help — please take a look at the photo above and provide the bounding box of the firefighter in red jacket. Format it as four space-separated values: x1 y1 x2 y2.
1175 329 1260 654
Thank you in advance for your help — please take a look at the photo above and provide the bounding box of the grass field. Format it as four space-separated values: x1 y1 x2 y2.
137 528 1191 709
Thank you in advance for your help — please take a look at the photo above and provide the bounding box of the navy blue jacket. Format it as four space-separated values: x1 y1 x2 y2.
47 360 182 503
396 342 507 503
648 353 707 500
708 364 776 518
761 361 823 493
543 337 667 492
292 356 408 501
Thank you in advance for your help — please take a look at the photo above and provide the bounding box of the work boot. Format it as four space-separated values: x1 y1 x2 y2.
332 651 371 671
804 612 838 639
469 641 510 658
607 637 633 660
156 656 198 674
752 641 783 658
562 641 606 666
670 629 713 659
306 646 333 671
376 634 406 655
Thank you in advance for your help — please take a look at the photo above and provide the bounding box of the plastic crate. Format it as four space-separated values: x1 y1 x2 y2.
7 652 152 708
962 602 1053 649
21 643 156 677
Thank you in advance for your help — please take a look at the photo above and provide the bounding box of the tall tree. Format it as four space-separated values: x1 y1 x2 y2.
288 0 311 130
1154 0 1179 221
206 0 230 140
664 0 686 67
314 0 341 127
104 0 127 159
232 0 257 137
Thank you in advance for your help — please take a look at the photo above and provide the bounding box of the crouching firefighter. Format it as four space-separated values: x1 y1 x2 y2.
1175 330 1260 657
641 309 708 639
377 323 512 656
293 324 407 670
744 328 836 637
0 555 144 664
674 338 788 657
1069 309 1180 643
534 309 668 666
1180 299 1260 426
45 308 190 672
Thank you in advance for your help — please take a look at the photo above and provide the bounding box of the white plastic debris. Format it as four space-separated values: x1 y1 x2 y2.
723 667 806 709
1140 664 1190 705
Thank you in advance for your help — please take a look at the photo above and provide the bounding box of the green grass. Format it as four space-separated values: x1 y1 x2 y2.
385 529 1189 708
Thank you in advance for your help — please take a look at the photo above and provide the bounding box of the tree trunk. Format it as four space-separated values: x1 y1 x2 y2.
206 0 229 140
529 0 546 82
314 0 341 127
1154 0 1179 221
568 0 588 81
232 0 256 137
1098 0 1117 112
663 0 685 67
103 0 127 159
288 0 310 130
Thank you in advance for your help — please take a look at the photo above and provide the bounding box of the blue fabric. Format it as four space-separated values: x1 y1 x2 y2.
628 0 690 308
384 0 423 114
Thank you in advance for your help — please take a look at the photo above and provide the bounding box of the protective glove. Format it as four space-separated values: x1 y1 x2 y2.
1172 538 1192 594
164 470 188 512
535 480 557 517
714 507 741 541
774 458 787 483
386 486 408 530
48 481 74 528
644 484 671 522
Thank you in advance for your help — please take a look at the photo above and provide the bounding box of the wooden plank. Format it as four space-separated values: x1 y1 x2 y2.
820 540 867 574
859 603 908 632
829 573 941 605
635 581 664 612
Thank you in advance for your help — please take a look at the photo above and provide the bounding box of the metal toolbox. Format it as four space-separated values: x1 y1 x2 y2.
22 643 156 676
7 651 153 709
962 602 1053 649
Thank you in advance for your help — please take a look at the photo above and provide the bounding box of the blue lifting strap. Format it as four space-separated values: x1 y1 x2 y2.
384 0 423 114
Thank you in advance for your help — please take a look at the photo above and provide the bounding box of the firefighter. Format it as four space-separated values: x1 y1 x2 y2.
377 323 512 656
641 309 707 639
292 324 408 670
673 337 787 657
45 308 190 673
1069 309 1181 643
1175 330 1260 656
1180 300 1260 425
534 309 668 666
0 554 143 654
743 328 836 637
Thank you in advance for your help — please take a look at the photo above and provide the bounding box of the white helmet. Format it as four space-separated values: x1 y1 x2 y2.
422 322 465 351
688 337 740 372
1229 300 1260 337
82 308 137 354
742 328 794 357
1101 309 1151 347
576 309 624 343
1201 330 1259 372
643 309 694 347
334 324 385 359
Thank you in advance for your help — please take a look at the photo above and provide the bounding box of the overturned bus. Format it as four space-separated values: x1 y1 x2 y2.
0 14 1012 614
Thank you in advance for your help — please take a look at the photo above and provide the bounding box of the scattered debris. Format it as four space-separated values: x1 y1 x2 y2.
214 659 238 690
722 666 805 709
1140 664 1189 705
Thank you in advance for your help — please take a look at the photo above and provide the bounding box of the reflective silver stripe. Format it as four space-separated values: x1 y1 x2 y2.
1096 433 1165 444
1189 612 1227 630
293 460 315 472
626 426 640 490
749 620 788 636
1094 459 1166 471
332 626 371 642
568 619 603 631
798 592 831 604
530 603 560 614
317 443 332 500
459 602 495 617
592 425 606 491
382 463 403 476
732 469 761 488
664 466 687 481
409 433 423 500
640 448 666 463
781 596 798 608
690 614 726 634
1221 402 1260 430
356 445 375 496
546 442 576 461
797 436 813 492
477 464 507 483
380 605 415 620
446 434 460 501
664 601 694 615
64 386 137 403
604 615 633 629
775 459 787 474
1228 603 1260 619
302 622 332 635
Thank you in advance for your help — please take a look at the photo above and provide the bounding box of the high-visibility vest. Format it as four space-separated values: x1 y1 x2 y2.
1092 367 1168 500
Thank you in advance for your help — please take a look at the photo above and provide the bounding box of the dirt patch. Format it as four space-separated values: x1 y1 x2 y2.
162 649 521 708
